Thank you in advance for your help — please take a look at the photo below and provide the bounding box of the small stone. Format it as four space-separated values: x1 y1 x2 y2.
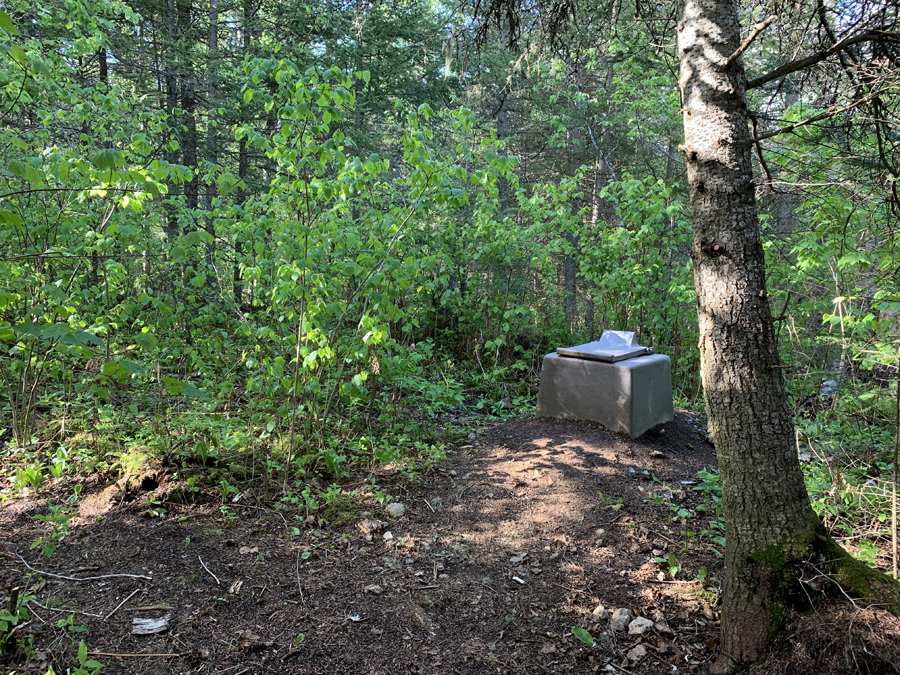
591 605 610 622
363 584 384 595
655 620 674 635
628 616 654 635
626 644 647 661
610 608 633 631
449 470 457 477
385 503 406 518
650 450 665 458
467 432 477 441
382 531 394 541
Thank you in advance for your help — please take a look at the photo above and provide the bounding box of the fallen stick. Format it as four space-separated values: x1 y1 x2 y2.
131 605 175 611
15 553 152 582
29 600 103 618
105 588 142 622
198 555 220 585
87 652 181 658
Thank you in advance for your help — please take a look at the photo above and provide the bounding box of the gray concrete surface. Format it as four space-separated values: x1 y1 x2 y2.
536 352 674 438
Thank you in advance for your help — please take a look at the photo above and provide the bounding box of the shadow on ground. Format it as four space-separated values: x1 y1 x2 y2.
8 413 884 675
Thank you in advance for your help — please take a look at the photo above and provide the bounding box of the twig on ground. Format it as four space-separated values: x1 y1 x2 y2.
295 551 304 602
198 556 220 585
456 484 475 500
14 552 152 582
474 581 499 594
105 588 142 622
131 605 175 611
29 600 103 618
647 529 680 546
87 652 181 658
423 498 435 513
231 503 289 528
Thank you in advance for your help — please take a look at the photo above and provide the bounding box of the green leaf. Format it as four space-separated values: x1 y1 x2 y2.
8 44 26 64
0 10 19 33
570 626 594 647
75 330 104 348
120 360 145 374
93 148 123 172
180 383 209 401
243 88 254 103
42 324 70 340
0 210 22 226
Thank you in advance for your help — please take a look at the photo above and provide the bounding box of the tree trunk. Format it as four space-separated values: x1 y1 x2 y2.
178 0 198 215
676 0 899 670
164 0 180 241
204 0 218 272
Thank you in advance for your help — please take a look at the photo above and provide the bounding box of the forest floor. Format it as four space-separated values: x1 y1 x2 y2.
3 413 900 675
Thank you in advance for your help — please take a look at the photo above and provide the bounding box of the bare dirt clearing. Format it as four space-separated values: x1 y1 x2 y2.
3 414 898 675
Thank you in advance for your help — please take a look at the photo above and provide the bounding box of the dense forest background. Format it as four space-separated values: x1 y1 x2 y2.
1 0 899 568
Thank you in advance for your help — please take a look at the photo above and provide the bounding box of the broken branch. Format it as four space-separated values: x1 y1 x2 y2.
727 15 777 67
104 588 142 622
198 555 220 585
14 553 152 582
87 652 181 658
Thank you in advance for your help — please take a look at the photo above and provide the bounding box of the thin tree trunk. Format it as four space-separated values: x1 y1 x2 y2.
178 0 198 215
204 0 218 272
164 0 180 241
233 0 255 307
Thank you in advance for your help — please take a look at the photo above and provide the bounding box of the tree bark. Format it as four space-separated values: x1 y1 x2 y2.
164 0 180 241
676 0 900 670
204 0 218 272
676 0 817 668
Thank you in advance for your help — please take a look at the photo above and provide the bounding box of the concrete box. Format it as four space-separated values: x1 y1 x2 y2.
536 352 674 438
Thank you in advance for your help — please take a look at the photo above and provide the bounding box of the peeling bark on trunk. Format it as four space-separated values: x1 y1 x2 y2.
676 0 815 668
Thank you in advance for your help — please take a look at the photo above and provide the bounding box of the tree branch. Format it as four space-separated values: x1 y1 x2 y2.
747 30 900 89
755 87 887 141
727 15 777 67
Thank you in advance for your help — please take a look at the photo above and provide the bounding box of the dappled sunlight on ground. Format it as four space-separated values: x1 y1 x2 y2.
2 413 728 674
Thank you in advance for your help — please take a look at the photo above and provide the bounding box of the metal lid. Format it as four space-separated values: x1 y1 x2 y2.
556 330 653 363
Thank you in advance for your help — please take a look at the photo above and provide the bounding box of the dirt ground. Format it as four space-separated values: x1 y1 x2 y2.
2 413 899 675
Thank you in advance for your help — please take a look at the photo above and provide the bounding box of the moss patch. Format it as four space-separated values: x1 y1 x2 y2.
320 494 361 526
